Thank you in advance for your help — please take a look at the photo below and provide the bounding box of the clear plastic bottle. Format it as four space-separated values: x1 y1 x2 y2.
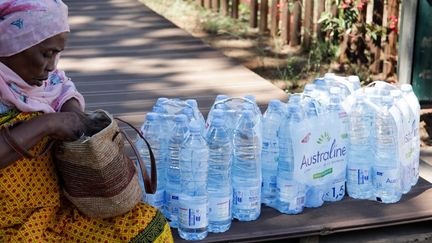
401 84 421 186
166 114 189 228
391 89 414 194
178 120 209 240
303 101 325 208
232 110 262 221
137 113 165 211
373 96 402 203
186 99 206 133
276 104 305 214
206 118 232 233
323 87 347 202
348 75 361 90
347 93 374 199
261 100 283 207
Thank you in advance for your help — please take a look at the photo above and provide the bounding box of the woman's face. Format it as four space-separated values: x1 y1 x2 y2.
0 32 68 86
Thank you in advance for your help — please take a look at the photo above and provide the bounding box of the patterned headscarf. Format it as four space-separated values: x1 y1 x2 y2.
0 0 84 113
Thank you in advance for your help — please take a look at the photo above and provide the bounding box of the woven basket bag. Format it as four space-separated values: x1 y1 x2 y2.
54 110 156 218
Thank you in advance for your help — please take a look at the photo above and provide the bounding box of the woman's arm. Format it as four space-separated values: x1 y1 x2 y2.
0 112 86 169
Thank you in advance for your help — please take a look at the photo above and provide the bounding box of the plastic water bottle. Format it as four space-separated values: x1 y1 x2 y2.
232 110 262 221
303 101 325 208
401 84 421 186
347 93 374 199
348 76 361 90
137 113 165 211
261 100 283 207
391 90 414 194
186 99 206 132
276 104 305 214
166 114 189 228
324 87 347 202
206 118 232 233
374 96 402 203
178 120 209 240
152 97 169 112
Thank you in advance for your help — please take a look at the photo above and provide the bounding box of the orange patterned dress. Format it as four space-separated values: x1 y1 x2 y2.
0 111 173 242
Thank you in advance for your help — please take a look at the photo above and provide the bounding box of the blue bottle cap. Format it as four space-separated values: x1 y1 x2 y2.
216 94 229 101
174 114 188 123
244 95 256 102
212 118 224 127
146 112 159 121
186 99 198 108
189 119 201 132
212 109 224 118
268 99 281 109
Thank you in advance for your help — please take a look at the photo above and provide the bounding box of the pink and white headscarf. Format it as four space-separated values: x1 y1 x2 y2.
0 0 85 113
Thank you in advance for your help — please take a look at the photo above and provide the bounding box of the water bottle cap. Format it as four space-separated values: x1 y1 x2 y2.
146 112 159 121
401 84 413 92
268 99 281 109
212 118 224 127
288 94 301 103
314 78 326 86
324 73 336 80
381 96 394 105
243 102 254 110
212 109 224 118
156 97 168 106
241 110 253 118
174 114 188 122
186 99 198 108
215 94 229 101
390 89 402 97
182 107 194 118
348 75 360 83
189 119 201 132
304 83 315 92
330 87 341 94
244 95 256 102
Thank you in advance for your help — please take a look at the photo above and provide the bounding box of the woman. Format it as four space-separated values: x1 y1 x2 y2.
0 0 173 242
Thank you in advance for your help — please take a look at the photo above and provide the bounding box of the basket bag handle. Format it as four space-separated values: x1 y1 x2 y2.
114 117 157 194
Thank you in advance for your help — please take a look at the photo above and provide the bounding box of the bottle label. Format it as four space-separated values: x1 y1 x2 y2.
209 196 231 221
262 175 277 194
277 178 305 210
323 178 345 201
166 192 179 218
233 186 260 210
291 114 348 186
347 168 371 185
179 201 208 229
374 168 399 189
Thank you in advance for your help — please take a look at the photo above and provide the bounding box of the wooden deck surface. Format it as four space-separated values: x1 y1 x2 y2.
61 0 287 129
60 1 432 243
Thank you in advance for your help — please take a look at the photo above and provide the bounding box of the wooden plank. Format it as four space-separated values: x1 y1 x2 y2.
303 0 314 49
370 0 384 74
270 0 280 37
232 0 240 18
383 0 399 79
315 0 326 41
204 0 211 8
259 0 269 33
290 0 301 46
211 0 219 11
281 0 290 44
221 0 229 16
250 0 259 28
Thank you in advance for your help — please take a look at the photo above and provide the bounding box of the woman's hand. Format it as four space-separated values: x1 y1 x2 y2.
46 112 89 141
